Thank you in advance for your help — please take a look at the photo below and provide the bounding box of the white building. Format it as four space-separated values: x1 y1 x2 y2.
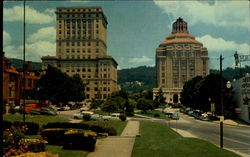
232 73 250 124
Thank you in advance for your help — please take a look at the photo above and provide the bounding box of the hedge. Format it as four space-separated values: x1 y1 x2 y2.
40 128 68 145
89 122 117 136
63 129 97 151
42 122 89 130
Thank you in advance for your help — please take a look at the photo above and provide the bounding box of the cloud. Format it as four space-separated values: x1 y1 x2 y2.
197 35 250 55
154 0 249 27
4 41 56 62
128 56 153 63
4 5 54 24
28 27 56 42
3 31 11 46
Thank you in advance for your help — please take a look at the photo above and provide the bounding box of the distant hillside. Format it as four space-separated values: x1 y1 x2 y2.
118 66 156 93
118 65 250 93
7 58 42 70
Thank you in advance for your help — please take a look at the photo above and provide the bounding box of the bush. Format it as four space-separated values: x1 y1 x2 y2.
119 114 127 121
171 103 183 108
3 120 13 129
154 113 160 117
40 128 68 145
63 129 97 151
88 122 117 136
42 122 89 130
83 114 91 121
19 139 46 153
15 152 58 157
126 112 134 117
3 126 25 154
24 122 40 135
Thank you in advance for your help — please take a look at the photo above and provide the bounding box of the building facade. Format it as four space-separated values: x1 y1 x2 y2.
2 53 41 113
42 6 119 100
153 18 209 103
233 74 250 124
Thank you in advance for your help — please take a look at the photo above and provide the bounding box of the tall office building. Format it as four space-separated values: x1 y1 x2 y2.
153 17 209 103
42 6 119 100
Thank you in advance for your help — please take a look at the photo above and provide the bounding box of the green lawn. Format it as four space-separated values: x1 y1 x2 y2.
137 110 169 120
46 145 89 157
132 121 240 157
83 120 127 136
3 114 69 127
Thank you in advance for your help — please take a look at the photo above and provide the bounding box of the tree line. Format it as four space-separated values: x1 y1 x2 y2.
180 73 237 119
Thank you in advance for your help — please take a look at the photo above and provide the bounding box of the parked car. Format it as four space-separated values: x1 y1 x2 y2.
64 105 70 111
40 107 57 116
80 106 90 112
90 114 102 121
199 114 210 121
102 113 120 121
171 113 180 120
73 113 84 119
208 115 220 121
73 111 94 119
30 109 41 115
187 110 194 116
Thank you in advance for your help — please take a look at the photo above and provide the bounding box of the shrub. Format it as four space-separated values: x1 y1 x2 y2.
3 120 13 129
19 139 46 153
119 114 127 121
126 112 134 117
171 103 183 108
83 114 91 121
40 128 68 145
3 126 25 154
24 122 40 135
42 122 89 130
89 122 117 136
15 152 58 157
63 129 97 151
154 113 160 117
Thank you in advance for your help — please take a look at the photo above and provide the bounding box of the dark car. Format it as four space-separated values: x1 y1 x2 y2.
40 107 57 116
30 109 41 115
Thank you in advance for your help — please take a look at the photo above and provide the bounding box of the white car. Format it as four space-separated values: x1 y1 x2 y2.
102 113 120 121
73 111 94 119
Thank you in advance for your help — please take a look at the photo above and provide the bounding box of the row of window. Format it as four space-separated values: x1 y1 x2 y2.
58 13 101 18
59 48 100 53
58 41 99 47
58 8 100 12
86 87 110 92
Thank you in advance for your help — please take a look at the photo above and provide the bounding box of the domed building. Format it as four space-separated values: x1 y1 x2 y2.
153 17 209 103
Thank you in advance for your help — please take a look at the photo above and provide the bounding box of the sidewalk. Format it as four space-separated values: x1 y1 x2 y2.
87 121 140 157
211 119 250 128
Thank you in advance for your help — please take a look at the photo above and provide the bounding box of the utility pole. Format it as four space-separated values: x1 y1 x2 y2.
22 0 26 123
220 55 224 148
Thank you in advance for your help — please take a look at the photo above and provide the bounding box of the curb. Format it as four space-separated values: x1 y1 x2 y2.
210 121 250 128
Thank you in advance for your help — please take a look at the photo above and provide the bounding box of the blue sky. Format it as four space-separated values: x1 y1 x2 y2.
3 0 250 69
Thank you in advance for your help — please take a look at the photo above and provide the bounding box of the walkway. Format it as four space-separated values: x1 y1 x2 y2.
87 121 140 157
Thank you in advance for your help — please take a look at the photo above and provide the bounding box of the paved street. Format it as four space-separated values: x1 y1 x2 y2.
168 111 250 156
57 109 250 156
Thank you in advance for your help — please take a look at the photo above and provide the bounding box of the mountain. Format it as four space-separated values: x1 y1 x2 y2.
7 58 42 70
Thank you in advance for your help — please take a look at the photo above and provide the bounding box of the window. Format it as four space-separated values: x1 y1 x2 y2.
72 42 75 46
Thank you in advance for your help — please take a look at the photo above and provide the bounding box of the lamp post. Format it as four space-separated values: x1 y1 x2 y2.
220 54 232 148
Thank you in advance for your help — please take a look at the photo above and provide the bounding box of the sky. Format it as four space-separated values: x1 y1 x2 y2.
3 0 250 69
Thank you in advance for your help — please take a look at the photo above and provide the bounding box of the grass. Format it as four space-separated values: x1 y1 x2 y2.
136 110 169 120
83 120 127 136
132 121 241 157
3 114 69 127
46 145 89 157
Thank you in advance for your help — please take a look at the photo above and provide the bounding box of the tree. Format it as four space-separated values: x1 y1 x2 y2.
37 65 85 106
90 99 104 109
153 88 166 108
101 99 118 114
137 98 154 113
181 74 237 119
